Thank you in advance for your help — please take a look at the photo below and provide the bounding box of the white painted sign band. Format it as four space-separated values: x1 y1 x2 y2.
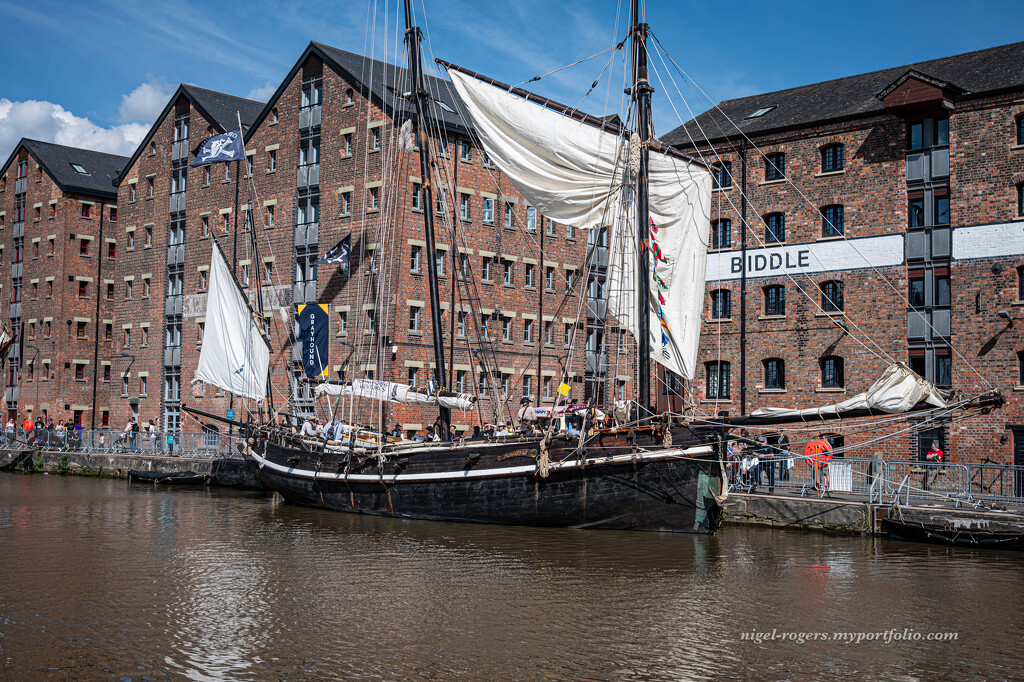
705 234 905 282
952 222 1024 260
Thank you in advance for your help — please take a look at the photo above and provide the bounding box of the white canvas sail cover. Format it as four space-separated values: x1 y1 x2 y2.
315 378 476 411
448 70 711 379
192 243 270 401
748 363 950 420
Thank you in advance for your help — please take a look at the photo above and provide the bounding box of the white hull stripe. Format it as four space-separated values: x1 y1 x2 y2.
250 445 714 484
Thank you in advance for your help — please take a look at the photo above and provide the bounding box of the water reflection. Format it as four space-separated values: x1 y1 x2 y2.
0 473 1021 680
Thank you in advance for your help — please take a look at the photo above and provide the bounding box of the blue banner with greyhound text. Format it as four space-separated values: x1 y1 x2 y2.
298 304 330 379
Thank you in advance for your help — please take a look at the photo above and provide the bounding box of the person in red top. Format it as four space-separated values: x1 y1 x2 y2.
923 440 943 490
21 414 33 445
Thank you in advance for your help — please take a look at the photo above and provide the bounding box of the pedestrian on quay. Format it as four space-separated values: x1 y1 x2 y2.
726 441 740 486
148 419 158 454
22 413 34 445
923 440 944 491
54 420 66 449
778 433 791 482
124 418 136 452
758 436 775 494
2 418 12 446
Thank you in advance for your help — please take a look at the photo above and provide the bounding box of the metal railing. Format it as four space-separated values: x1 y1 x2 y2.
728 453 1024 505
0 427 246 459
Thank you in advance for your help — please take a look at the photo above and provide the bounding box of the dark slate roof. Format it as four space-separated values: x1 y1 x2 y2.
182 85 264 131
665 41 1024 147
115 84 265 185
315 42 466 128
0 139 127 199
247 41 471 136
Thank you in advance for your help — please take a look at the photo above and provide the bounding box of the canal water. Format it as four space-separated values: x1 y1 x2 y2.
0 473 1021 681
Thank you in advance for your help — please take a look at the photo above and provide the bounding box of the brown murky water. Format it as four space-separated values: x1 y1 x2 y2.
0 472 1021 680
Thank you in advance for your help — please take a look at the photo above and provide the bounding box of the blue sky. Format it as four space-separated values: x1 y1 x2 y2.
1 0 1021 158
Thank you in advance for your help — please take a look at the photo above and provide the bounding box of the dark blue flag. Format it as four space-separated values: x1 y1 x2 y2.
190 128 244 167
299 304 330 379
314 234 351 266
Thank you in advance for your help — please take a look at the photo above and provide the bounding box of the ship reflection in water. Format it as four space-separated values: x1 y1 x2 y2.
1 473 1021 680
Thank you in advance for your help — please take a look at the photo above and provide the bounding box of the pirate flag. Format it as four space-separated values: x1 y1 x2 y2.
314 234 352 266
190 128 244 167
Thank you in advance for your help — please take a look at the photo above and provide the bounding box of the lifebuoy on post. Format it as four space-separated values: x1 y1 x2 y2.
803 439 833 468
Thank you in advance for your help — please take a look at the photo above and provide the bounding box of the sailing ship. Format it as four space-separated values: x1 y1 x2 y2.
185 0 1003 533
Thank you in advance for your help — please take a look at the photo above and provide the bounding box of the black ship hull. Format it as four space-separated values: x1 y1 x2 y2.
880 518 1024 551
243 426 725 533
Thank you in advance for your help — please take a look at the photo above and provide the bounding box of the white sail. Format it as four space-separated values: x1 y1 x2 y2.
447 70 711 379
193 243 270 401
315 379 476 411
748 363 950 420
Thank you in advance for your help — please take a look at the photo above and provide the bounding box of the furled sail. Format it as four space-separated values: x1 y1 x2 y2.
192 242 271 401
748 363 950 421
314 378 477 411
0 323 13 369
447 70 711 379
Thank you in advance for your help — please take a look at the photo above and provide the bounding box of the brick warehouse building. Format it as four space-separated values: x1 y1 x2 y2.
666 41 1024 464
107 43 623 440
0 140 127 428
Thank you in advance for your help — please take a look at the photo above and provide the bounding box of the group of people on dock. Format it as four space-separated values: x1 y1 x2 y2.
726 433 793 494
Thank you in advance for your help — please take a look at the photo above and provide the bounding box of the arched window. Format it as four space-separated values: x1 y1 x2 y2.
710 289 731 319
763 358 785 390
711 219 731 249
821 280 844 312
764 212 785 243
1017 114 1024 146
821 204 844 237
820 356 844 389
821 143 844 173
765 152 785 181
764 285 785 316
705 361 730 399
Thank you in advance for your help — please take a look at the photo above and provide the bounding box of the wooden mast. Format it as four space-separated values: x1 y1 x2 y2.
631 0 654 416
404 0 450 439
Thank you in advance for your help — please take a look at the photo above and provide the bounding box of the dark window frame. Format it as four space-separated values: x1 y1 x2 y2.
765 152 785 181
821 355 844 389
764 358 785 390
821 204 844 237
711 219 731 249
705 361 731 399
764 212 785 243
710 289 731 319
764 285 785 316
714 161 732 189
820 143 844 173
821 280 844 312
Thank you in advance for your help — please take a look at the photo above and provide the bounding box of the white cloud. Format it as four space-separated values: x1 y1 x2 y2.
119 78 175 123
246 82 277 102
0 98 149 158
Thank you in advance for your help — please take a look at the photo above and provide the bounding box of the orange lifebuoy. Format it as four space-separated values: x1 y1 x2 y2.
803 439 833 468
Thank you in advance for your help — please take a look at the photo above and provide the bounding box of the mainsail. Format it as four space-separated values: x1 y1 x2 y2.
447 70 711 379
193 241 271 401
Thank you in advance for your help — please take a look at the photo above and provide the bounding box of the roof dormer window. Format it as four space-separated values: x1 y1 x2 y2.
745 105 776 119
